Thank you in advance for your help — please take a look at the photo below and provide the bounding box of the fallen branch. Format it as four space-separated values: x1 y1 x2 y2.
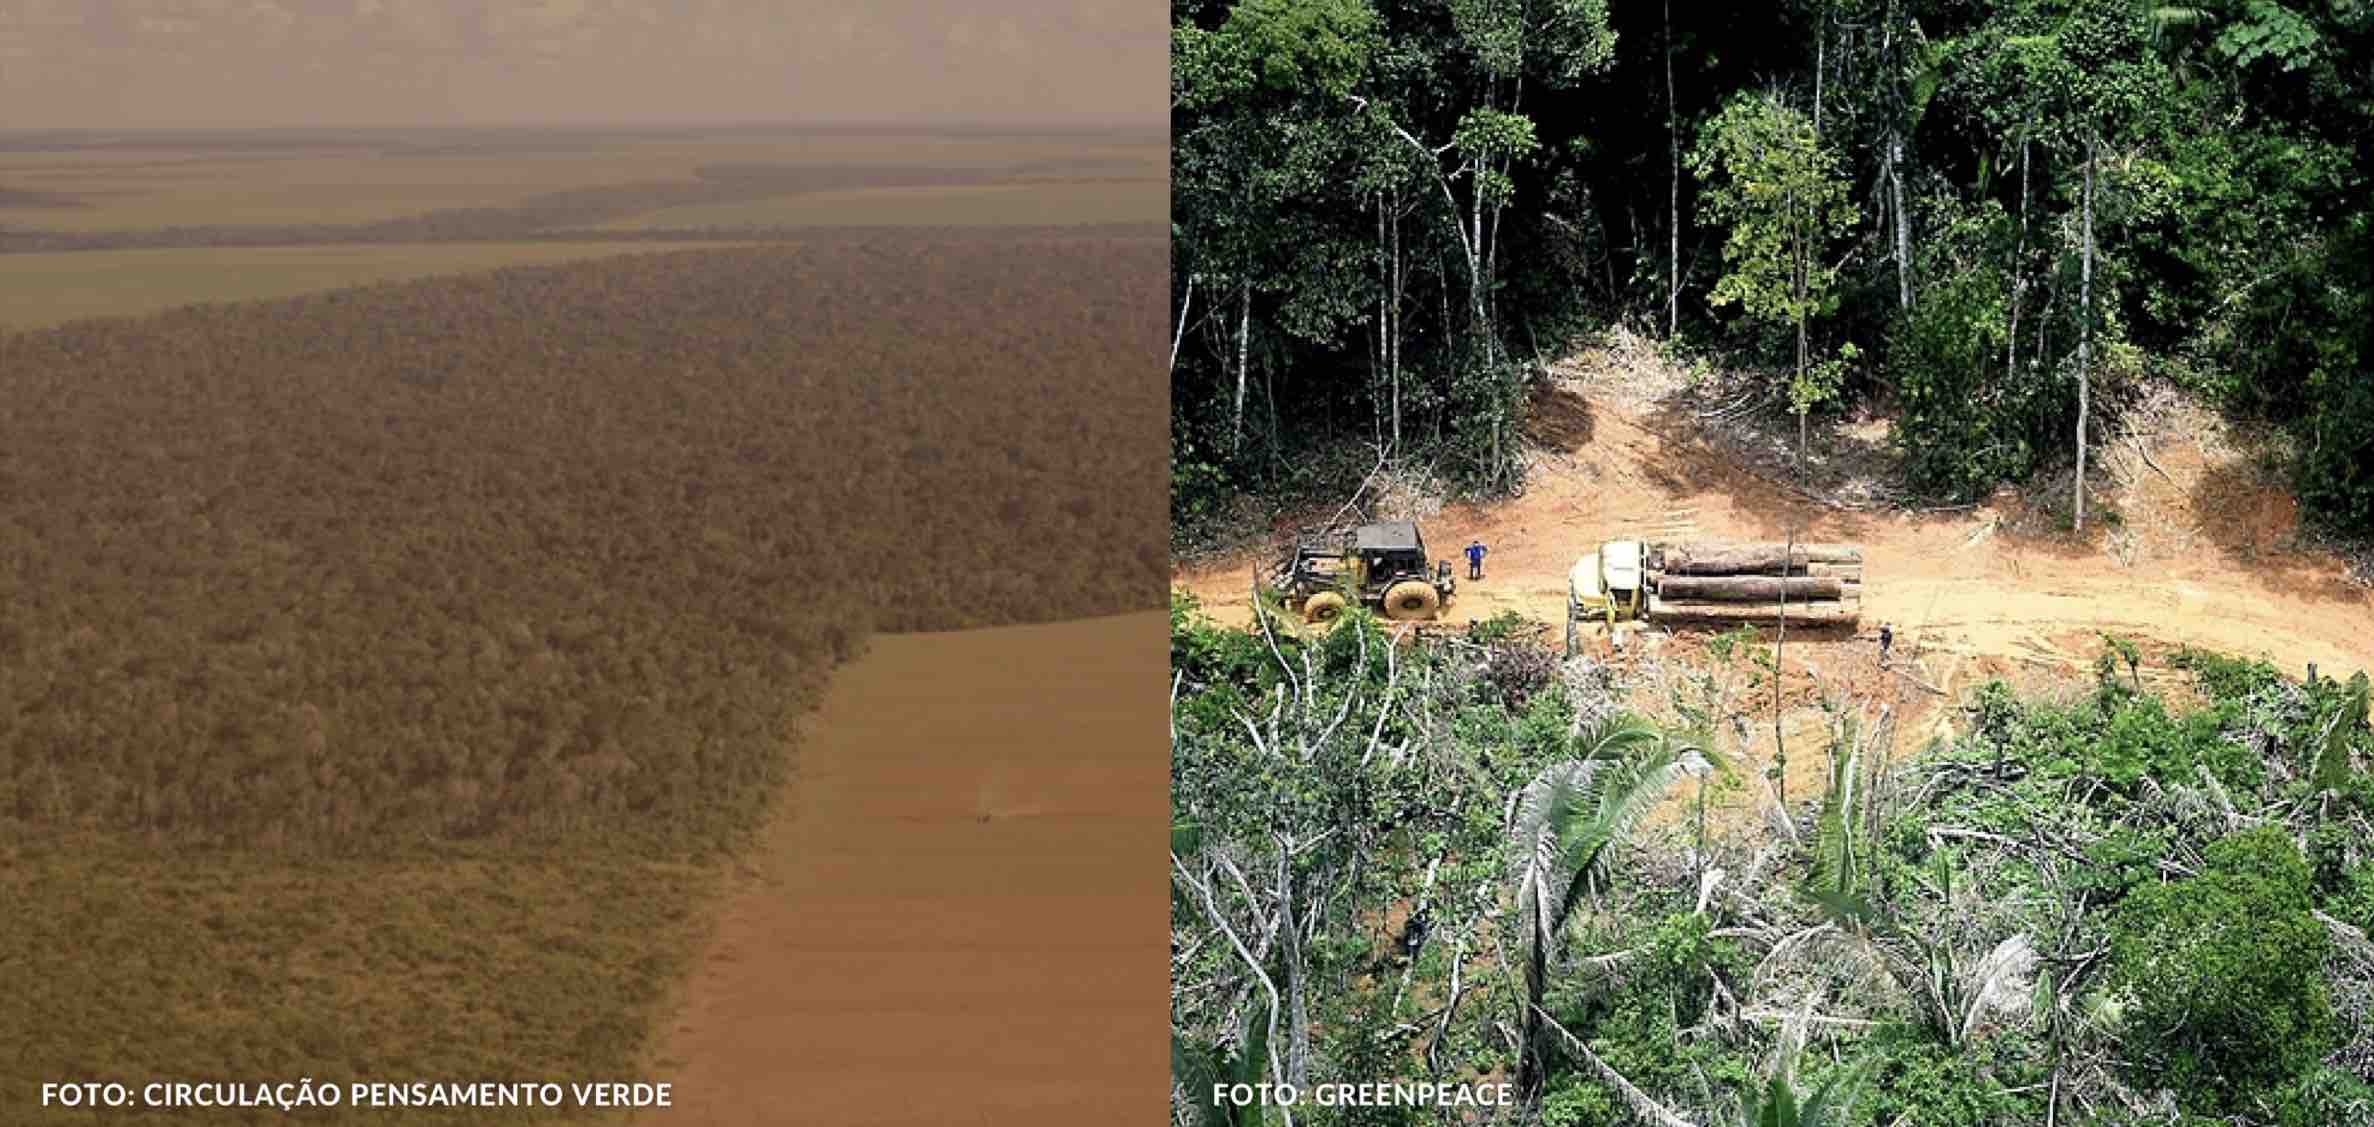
2131 436 2173 484
1531 1006 1702 1127
1889 664 1947 696
1322 449 1393 534
1738 1007 1883 1031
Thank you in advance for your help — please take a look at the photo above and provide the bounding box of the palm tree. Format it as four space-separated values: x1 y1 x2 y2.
1508 714 1717 1099
1172 1008 1268 1127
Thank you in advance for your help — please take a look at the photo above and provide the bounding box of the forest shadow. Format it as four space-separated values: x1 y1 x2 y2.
1633 391 1885 544
1527 382 1595 452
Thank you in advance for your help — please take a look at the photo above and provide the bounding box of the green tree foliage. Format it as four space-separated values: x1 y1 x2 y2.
1689 92 1860 464
1174 0 2374 536
2107 826 2336 1111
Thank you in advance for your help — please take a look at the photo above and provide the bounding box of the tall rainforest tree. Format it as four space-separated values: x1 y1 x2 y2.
1984 0 2164 529
1173 0 1380 458
1690 92 1860 466
1172 0 2374 540
1357 0 1619 486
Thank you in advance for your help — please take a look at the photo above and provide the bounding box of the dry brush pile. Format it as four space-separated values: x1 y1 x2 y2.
0 237 1165 855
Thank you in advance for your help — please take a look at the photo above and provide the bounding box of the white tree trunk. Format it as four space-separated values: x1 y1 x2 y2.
1232 278 1252 453
1814 12 1826 137
1391 190 1404 454
1891 135 1913 311
2075 135 2095 533
1666 0 1680 338
2007 134 2029 379
1170 274 1193 377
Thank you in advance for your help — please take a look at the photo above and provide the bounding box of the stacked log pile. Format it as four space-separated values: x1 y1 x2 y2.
1644 542 1862 625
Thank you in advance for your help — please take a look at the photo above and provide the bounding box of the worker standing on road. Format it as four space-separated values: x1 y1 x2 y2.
1879 622 1894 667
1465 539 1487 581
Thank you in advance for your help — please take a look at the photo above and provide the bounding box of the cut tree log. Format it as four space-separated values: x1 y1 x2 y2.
1655 575 1844 601
1648 597 1859 625
1661 542 1863 575
1805 563 1864 579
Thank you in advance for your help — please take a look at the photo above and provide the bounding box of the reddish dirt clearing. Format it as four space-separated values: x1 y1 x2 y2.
638 612 1169 1126
1177 373 2374 823
1181 380 2374 682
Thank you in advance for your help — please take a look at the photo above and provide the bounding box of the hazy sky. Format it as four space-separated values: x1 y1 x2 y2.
0 1 1165 129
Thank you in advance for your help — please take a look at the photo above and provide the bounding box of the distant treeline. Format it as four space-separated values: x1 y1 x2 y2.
0 238 1166 854
0 185 88 209
0 123 1169 155
0 159 1159 253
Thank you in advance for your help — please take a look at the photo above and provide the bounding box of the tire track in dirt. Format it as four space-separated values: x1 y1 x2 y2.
637 613 1169 1126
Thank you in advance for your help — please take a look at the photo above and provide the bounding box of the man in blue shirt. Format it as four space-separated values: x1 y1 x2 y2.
1465 539 1487 581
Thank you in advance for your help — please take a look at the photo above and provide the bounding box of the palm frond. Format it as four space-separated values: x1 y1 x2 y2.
1509 759 1605 946
1796 1057 1875 1127
1574 711 1665 762
1172 819 1205 859
1171 1035 1229 1127
1575 745 1694 873
1955 932 2040 1044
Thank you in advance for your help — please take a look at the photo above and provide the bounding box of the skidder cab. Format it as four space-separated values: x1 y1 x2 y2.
1269 520 1457 624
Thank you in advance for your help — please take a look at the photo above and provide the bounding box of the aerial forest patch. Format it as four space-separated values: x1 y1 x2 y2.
0 237 1167 855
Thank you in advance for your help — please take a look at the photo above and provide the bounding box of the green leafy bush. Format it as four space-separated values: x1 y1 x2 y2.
2107 826 2335 1110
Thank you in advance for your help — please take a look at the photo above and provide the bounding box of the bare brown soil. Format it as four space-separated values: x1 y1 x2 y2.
639 613 1170 1126
1177 365 2374 825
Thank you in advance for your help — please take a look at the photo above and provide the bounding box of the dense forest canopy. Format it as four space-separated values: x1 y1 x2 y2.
1171 0 2374 537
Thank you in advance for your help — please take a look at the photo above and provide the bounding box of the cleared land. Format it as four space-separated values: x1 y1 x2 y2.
0 242 750 330
1177 358 2374 805
597 181 1166 231
641 613 1168 1126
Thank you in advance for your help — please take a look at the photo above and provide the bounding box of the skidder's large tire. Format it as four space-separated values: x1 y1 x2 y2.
1381 581 1441 621
1301 591 1348 625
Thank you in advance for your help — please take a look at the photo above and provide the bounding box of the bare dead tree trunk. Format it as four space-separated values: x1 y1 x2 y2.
1278 842 1311 1087
1814 8 1826 137
2008 132 2029 379
1391 188 1404 455
2075 134 2094 533
1884 0 1912 312
1666 0 1681 338
1171 274 1193 377
1890 134 1913 310
1797 318 1810 462
1376 192 1389 451
1793 179 1811 468
1232 277 1252 453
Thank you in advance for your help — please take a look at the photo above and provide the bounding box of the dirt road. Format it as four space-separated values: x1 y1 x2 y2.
640 612 1168 1126
1177 377 2374 705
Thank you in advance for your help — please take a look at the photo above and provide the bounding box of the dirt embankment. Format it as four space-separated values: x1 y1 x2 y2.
639 612 1170 1126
